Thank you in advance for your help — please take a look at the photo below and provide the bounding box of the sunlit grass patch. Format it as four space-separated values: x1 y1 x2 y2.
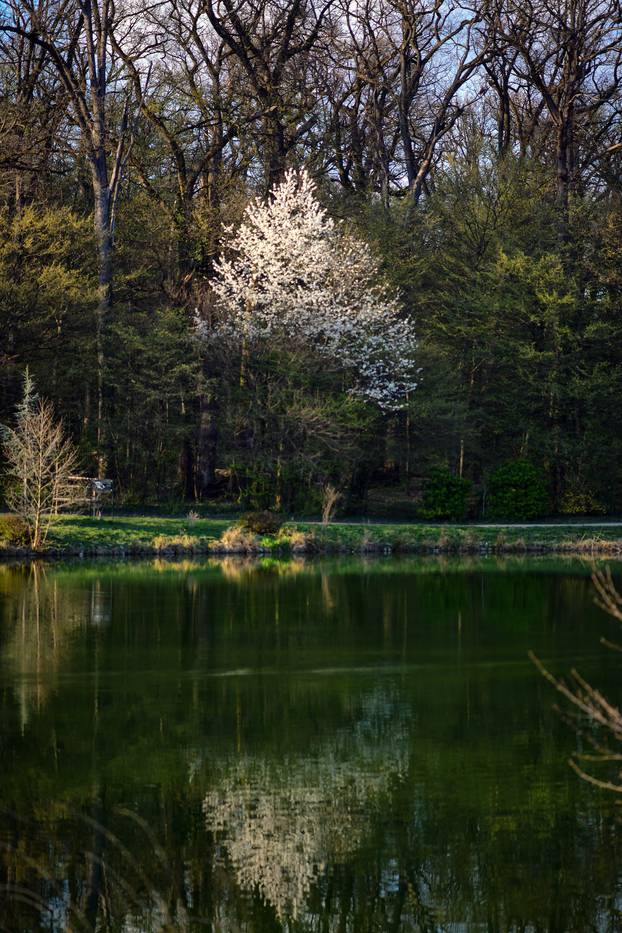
48 514 230 551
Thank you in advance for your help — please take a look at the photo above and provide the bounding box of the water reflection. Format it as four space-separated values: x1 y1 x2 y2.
0 563 97 727
204 686 409 920
0 557 620 931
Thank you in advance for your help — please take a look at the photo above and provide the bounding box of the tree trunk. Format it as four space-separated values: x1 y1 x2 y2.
91 163 113 478
404 155 433 224
263 110 287 193
203 133 223 277
398 23 419 189
556 119 571 241
196 364 220 498
180 438 195 500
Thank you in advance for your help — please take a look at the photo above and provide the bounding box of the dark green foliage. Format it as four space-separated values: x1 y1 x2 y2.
2 114 622 515
419 468 472 521
211 341 379 512
103 306 200 501
487 461 550 521
0 514 29 546
239 511 284 536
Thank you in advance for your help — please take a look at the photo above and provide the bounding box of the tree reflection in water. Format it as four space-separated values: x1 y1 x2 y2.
0 558 621 931
203 686 409 921
0 563 98 727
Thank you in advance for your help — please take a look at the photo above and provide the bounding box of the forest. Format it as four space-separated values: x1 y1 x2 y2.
1 0 621 519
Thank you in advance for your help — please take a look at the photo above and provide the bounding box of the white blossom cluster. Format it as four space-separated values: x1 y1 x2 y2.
197 170 417 409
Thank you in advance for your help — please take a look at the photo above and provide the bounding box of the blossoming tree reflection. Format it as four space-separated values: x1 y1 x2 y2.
203 687 410 920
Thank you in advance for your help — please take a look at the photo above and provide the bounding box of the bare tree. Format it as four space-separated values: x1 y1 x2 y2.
0 0 137 470
1 372 83 549
203 0 335 191
112 0 243 287
486 0 622 234
0 1 69 211
323 0 491 212
321 483 342 524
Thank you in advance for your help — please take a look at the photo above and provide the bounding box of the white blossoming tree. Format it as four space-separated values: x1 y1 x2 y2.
198 170 417 410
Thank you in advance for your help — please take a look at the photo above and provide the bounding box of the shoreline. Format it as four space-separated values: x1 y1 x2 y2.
2 515 622 560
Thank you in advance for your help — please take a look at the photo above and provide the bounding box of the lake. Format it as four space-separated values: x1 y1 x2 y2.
0 557 620 932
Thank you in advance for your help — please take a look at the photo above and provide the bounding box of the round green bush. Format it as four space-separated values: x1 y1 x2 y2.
0 514 30 546
239 510 284 536
487 460 550 521
419 468 472 521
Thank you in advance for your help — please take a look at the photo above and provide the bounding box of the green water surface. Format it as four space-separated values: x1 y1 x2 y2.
0 556 620 932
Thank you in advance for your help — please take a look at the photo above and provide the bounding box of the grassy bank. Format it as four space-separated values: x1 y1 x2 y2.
2 514 622 558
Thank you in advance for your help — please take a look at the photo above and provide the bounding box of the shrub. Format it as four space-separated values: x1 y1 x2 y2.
0 514 30 546
277 526 318 553
419 468 472 521
215 526 261 553
437 528 453 550
462 530 480 551
360 529 379 552
239 510 283 536
559 488 606 516
291 530 318 553
487 460 550 521
151 534 199 552
390 532 417 553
